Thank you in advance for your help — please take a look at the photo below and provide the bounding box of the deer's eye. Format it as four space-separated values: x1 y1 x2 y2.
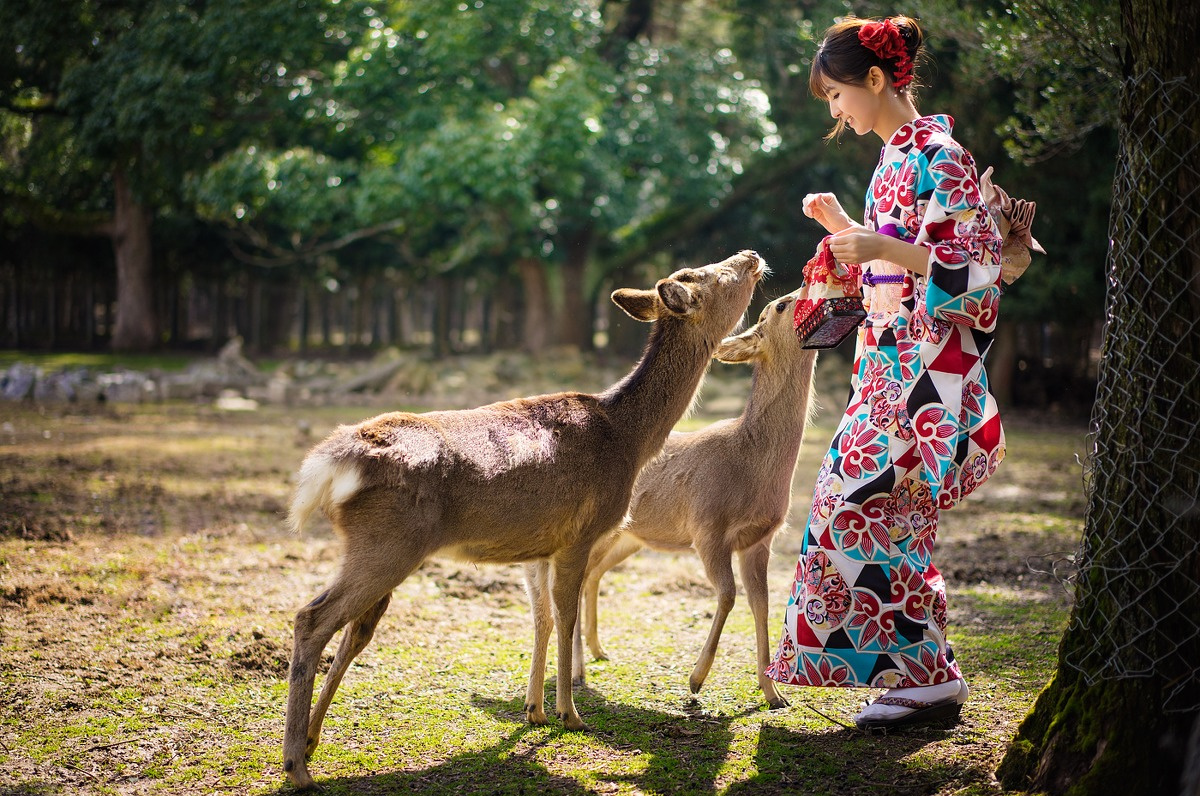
775 300 789 313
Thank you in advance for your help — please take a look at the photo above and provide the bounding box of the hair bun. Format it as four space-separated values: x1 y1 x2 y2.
890 16 924 54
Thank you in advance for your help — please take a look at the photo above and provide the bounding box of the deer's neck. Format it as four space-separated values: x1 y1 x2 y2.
738 353 818 461
601 317 717 462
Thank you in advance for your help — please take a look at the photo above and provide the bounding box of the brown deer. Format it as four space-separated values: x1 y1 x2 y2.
282 250 766 789
567 285 818 710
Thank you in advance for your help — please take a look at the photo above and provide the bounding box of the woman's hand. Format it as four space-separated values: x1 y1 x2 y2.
826 226 886 264
802 193 853 234
828 226 931 276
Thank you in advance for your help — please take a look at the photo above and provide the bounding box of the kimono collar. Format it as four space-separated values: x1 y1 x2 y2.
887 114 954 148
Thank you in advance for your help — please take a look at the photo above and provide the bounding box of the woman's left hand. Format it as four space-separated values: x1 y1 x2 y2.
827 226 887 264
828 225 931 276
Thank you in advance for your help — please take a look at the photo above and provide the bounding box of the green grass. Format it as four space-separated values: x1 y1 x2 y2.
0 400 1082 795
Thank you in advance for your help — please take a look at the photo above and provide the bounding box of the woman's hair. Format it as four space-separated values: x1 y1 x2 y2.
808 15 925 102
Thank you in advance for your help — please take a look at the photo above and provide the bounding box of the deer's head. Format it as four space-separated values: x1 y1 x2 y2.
715 285 815 369
611 250 767 342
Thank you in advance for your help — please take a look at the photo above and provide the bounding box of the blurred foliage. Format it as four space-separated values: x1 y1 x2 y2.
191 0 779 294
1 0 1118 361
0 0 357 208
906 0 1119 324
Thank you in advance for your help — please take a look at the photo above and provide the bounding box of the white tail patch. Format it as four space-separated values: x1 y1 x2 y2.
287 454 362 534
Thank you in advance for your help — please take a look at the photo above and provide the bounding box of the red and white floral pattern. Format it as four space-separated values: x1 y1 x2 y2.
767 115 1005 690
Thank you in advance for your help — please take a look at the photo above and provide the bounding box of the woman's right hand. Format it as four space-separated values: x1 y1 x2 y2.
802 193 853 234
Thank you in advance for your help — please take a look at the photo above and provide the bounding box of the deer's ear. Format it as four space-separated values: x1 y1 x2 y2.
715 327 762 364
611 288 659 321
657 280 695 316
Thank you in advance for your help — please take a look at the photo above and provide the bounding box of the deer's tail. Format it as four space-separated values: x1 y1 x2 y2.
287 451 362 534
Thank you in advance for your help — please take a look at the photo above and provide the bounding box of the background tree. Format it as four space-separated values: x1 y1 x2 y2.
1 0 1120 419
995 0 1200 791
909 0 1116 407
639 0 1116 404
0 0 357 350
195 0 778 353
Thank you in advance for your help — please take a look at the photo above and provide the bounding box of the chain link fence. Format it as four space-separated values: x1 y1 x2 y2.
1058 67 1200 712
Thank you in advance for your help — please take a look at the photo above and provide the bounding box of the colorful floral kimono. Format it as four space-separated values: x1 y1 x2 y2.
767 115 1006 690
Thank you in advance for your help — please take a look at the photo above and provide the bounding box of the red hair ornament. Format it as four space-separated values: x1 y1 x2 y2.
858 19 914 89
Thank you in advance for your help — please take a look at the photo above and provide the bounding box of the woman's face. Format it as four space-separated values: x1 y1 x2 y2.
822 77 881 137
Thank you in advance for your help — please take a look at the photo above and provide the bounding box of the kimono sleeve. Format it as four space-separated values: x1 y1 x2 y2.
912 144 1003 333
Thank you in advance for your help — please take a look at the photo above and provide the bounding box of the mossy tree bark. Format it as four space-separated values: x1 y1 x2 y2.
997 0 1200 793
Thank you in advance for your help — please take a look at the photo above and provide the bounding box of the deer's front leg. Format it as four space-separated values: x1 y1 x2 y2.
551 543 591 730
739 538 788 708
690 540 737 696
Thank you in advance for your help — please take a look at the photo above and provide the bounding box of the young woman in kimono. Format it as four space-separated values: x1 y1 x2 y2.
765 15 1006 729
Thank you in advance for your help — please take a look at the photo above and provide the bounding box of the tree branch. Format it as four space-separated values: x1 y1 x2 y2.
0 94 64 116
220 217 408 267
599 146 821 274
1 190 114 237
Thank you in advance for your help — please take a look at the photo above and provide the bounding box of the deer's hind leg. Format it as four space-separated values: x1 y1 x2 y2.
284 517 429 789
523 560 552 725
579 532 645 670
689 536 737 696
547 542 592 730
305 593 391 757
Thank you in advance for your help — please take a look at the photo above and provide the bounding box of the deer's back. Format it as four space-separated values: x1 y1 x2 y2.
320 394 641 563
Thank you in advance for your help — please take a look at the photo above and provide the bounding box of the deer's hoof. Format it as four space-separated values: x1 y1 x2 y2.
558 711 588 732
766 694 790 710
571 674 586 688
525 703 549 725
285 761 316 791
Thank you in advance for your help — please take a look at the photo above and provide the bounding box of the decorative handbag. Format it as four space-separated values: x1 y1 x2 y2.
793 237 866 350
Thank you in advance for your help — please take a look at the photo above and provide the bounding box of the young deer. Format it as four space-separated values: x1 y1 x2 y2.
570 285 818 709
282 250 765 789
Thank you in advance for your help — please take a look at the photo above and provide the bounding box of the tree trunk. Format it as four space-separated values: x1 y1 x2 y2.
432 276 452 358
478 289 493 354
110 168 158 351
321 289 333 347
489 270 520 350
1183 713 1200 796
989 318 1017 407
84 271 95 349
261 281 293 353
557 227 595 350
997 0 1200 792
212 279 229 352
516 257 552 354
297 285 310 353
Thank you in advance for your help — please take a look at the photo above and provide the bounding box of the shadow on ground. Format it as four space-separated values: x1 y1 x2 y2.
272 687 985 795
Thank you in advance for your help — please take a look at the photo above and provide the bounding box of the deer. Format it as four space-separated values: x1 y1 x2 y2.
281 250 766 790
563 284 818 710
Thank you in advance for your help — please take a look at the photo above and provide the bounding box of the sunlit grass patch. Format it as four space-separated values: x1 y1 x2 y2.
0 402 1089 795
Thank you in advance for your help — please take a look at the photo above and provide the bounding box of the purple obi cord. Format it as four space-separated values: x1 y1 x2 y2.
862 271 906 287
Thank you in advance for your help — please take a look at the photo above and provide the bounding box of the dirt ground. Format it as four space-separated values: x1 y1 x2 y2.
0 368 1088 795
